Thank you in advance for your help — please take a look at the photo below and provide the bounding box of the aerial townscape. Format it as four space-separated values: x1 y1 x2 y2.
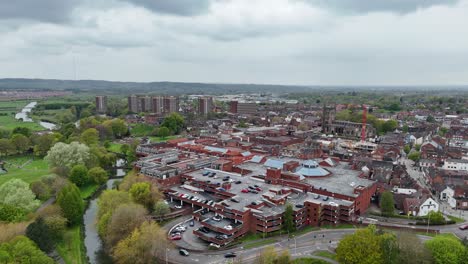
1 1 468 264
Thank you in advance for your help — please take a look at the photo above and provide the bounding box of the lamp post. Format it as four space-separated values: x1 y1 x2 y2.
426 212 431 235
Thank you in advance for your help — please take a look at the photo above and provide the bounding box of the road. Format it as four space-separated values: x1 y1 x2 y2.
400 157 431 190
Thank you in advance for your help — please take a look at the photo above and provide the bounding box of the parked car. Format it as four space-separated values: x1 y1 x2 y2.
212 215 222 221
235 180 242 184
459 224 468 230
255 187 262 191
250 190 258 194
170 234 182 240
209 243 221 248
224 252 237 258
295 204 304 208
248 186 255 190
175 205 182 209
231 198 240 203
189 220 195 227
241 189 249 193
224 225 233 230
179 249 189 256
254 184 259 188
199 227 210 233
202 171 210 176
208 174 214 178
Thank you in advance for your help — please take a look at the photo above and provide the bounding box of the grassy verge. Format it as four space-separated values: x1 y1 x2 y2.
56 226 87 264
0 155 52 186
321 224 355 229
80 184 99 199
148 135 178 142
130 123 155 137
243 238 276 249
293 258 330 264
447 215 465 223
314 251 337 260
292 226 320 236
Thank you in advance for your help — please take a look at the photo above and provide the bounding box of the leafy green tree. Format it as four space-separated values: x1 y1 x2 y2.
380 191 395 216
30 180 52 201
438 127 448 137
110 119 128 138
0 236 54 264
120 144 130 155
380 233 399 264
88 167 108 185
153 200 170 220
81 128 100 146
283 203 295 233
426 115 436 123
112 221 168 264
45 141 90 175
0 139 15 156
10 134 30 154
425 235 465 264
382 120 398 134
0 203 26 222
157 126 171 139
161 113 185 134
0 179 40 211
426 211 444 225
396 232 432 264
404 145 411 155
69 164 89 186
402 125 409 133
12 127 31 137
97 190 132 236
32 133 57 156
254 246 277 264
129 182 154 209
408 151 421 162
336 225 383 264
26 217 55 253
57 184 84 225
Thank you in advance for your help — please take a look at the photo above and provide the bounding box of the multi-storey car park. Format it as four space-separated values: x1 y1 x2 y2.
135 140 377 247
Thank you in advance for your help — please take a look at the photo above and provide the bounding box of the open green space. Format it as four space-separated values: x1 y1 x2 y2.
130 123 155 137
447 215 465 223
0 155 52 186
314 251 337 260
0 112 45 131
148 135 178 142
107 142 124 153
56 226 87 264
80 183 99 199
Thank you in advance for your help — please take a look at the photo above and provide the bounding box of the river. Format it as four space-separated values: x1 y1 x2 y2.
83 159 126 264
15 101 57 130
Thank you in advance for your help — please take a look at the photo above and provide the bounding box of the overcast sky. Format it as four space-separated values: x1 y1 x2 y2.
1 0 467 85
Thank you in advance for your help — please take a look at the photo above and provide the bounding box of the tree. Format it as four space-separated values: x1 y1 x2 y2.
57 183 84 225
45 141 90 175
104 203 147 249
402 124 409 133
26 217 55 253
426 115 436 123
396 232 432 264
153 200 170 220
0 236 54 264
129 182 154 209
336 225 383 264
404 145 411 155
0 179 40 212
0 203 26 222
283 203 295 233
408 151 421 162
0 139 15 156
380 233 399 264
425 235 465 264
69 164 89 186
110 119 128 138
88 167 108 185
112 221 169 264
12 127 31 137
438 127 448 137
157 126 171 139
97 190 132 236
120 144 130 155
254 246 277 264
33 133 57 156
380 191 395 216
382 120 398 133
81 128 100 146
426 211 444 225
11 134 30 154
30 180 51 201
161 113 185 134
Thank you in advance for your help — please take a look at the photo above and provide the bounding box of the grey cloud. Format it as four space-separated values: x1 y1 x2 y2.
303 0 459 14
122 0 212 15
0 0 80 23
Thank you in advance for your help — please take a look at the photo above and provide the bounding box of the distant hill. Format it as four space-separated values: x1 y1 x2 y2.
0 78 466 95
0 78 315 95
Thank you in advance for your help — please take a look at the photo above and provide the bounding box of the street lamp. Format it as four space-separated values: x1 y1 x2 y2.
426 212 431 235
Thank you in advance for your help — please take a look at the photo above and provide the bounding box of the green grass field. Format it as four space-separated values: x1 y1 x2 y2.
0 155 52 186
107 142 124 153
56 226 87 264
0 112 45 131
243 238 276 249
80 184 99 199
130 123 155 137
148 135 178 142
314 251 337 260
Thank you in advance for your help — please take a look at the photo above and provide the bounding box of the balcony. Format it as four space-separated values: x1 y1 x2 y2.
193 230 234 245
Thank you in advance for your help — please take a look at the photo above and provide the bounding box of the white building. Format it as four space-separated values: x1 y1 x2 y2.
443 159 468 171
418 197 439 217
440 186 457 208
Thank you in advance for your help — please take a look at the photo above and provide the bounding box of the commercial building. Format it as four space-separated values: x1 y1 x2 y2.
229 101 257 115
95 96 107 114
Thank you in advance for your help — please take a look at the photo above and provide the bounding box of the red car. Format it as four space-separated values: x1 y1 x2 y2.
170 234 182 240
255 187 262 191
459 224 468 230
241 189 249 193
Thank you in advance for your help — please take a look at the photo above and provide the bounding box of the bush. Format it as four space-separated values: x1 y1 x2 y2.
30 181 51 201
69 164 89 187
0 203 26 222
26 217 55 253
88 167 108 185
57 184 84 226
